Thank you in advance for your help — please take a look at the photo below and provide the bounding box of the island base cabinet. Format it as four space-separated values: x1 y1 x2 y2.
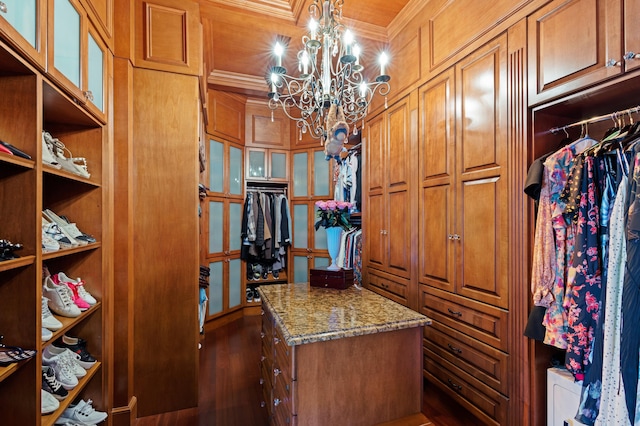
292 327 423 426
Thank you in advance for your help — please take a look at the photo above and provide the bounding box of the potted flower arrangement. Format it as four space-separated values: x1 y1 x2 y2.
314 200 352 270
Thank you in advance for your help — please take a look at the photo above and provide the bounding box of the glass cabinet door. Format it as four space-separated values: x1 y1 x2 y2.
293 255 310 283
53 0 81 88
208 261 224 316
209 139 224 193
270 151 287 180
208 200 224 255
86 30 105 112
229 145 243 195
293 152 308 197
229 201 242 252
313 149 330 197
228 258 242 308
293 203 308 249
2 0 38 48
247 149 266 179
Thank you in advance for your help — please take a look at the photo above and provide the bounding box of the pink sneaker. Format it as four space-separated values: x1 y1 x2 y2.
53 274 90 311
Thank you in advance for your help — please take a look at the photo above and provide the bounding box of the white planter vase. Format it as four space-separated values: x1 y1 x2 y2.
325 227 343 270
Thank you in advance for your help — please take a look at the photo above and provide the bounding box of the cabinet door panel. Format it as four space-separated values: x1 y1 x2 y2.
314 205 327 250
53 0 82 88
208 200 224 254
366 113 384 193
292 203 308 249
229 144 243 195
229 201 242 252
313 150 330 197
624 0 640 72
3 0 38 48
228 258 242 309
420 185 454 292
528 0 622 105
293 255 309 283
87 29 106 114
367 192 385 269
208 260 224 315
270 151 287 180
293 152 308 197
248 149 266 179
387 99 410 189
388 190 411 278
209 139 224 193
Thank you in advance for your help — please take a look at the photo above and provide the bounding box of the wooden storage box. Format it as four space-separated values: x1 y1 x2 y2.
310 267 354 289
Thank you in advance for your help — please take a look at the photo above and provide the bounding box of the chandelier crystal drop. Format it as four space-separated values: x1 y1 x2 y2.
267 0 391 144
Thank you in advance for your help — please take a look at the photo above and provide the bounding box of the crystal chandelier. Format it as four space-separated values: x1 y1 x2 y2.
267 0 391 145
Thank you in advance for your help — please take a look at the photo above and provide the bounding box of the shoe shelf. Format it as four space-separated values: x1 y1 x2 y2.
42 167 101 188
0 255 36 273
0 153 35 170
246 269 288 286
0 363 19 385
42 303 102 345
42 243 101 261
40 361 102 426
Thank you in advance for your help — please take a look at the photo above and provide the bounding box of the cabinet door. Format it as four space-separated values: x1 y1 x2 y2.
269 149 289 181
208 260 224 316
528 0 622 105
367 192 385 269
624 0 640 72
84 26 107 120
228 200 243 254
209 139 225 194
48 0 85 100
312 149 331 197
228 257 242 309
418 68 456 293
292 151 308 198
208 199 224 255
386 98 412 279
292 202 309 250
228 143 244 196
455 35 509 309
0 0 46 66
366 113 385 194
247 147 267 180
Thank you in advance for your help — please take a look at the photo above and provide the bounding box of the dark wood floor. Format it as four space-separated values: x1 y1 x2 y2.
136 315 481 426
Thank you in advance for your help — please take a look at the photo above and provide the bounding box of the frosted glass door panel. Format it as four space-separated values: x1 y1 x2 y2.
314 256 330 268
54 0 81 87
209 140 224 192
208 261 223 315
229 146 243 195
293 152 308 197
87 33 104 112
293 204 308 248
314 151 330 196
314 207 327 250
248 150 266 179
229 202 242 251
4 0 37 47
208 201 224 254
228 259 242 308
270 152 286 179
294 256 309 283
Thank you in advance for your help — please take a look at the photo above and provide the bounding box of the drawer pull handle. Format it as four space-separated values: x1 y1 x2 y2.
261 332 265 339
447 379 462 392
447 344 462 354
274 337 280 344
274 398 281 406
0 2 6 13
447 308 462 317
606 58 622 67
625 52 640 61
274 368 281 377
261 355 266 362
261 309 265 315
260 378 264 385
261 401 266 408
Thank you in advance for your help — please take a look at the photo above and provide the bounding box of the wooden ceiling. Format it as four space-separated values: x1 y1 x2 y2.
199 0 420 96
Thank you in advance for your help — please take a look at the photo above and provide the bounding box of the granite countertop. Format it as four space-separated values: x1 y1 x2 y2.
257 283 431 346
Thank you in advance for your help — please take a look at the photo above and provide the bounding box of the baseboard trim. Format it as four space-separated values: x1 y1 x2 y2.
111 396 138 426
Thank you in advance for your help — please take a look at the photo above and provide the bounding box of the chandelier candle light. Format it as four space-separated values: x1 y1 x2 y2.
267 0 391 151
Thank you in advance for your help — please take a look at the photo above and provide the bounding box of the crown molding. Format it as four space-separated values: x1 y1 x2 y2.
208 70 268 95
387 0 427 40
203 0 298 22
342 17 388 43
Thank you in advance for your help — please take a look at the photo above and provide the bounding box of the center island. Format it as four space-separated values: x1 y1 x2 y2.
257 283 431 426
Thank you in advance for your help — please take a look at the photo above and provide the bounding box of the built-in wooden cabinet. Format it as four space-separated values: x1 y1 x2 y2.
245 147 289 182
207 90 245 144
208 137 244 197
245 99 290 150
416 32 518 426
0 37 108 426
365 94 414 286
527 0 633 106
0 0 46 67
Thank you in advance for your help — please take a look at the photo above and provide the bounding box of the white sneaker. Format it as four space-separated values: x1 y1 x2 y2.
42 296 63 330
43 276 81 317
41 389 60 414
42 327 53 341
41 351 79 390
56 399 107 424
43 346 86 378
57 272 97 305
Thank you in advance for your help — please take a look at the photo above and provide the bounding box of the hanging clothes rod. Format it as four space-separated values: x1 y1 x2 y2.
246 187 288 194
549 105 640 134
348 142 362 152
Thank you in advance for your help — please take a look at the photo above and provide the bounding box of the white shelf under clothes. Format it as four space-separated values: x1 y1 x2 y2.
547 367 587 426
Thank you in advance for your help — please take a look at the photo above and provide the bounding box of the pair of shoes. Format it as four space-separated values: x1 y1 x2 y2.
253 290 261 303
43 276 82 317
44 209 96 245
55 399 107 424
53 272 97 308
42 365 69 400
42 217 75 250
42 389 60 414
0 140 31 159
0 336 37 366
42 131 90 178
0 239 23 260
53 334 96 369
42 296 63 331
246 287 254 303
250 263 263 280
42 346 87 390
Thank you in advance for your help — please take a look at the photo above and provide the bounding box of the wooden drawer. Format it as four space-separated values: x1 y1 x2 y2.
367 269 408 306
424 347 507 425
274 326 294 383
273 372 293 424
424 320 508 395
419 285 508 352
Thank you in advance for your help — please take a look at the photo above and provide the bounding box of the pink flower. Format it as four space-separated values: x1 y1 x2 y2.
326 200 338 210
336 201 351 210
315 200 328 210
